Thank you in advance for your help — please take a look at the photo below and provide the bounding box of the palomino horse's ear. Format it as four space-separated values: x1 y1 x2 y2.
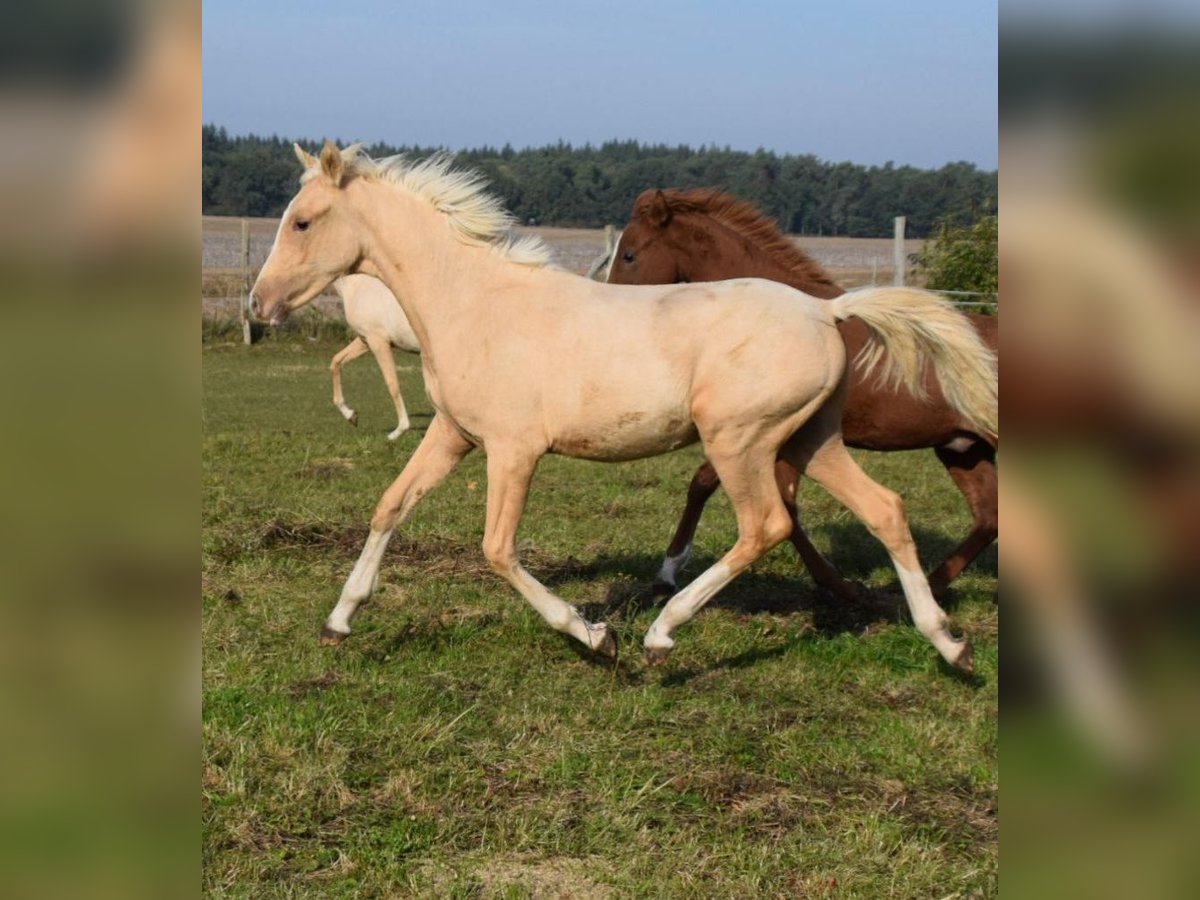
294 143 318 170
647 189 673 227
319 139 345 186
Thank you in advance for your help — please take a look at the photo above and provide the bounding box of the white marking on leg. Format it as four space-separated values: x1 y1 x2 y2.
894 561 966 665
940 436 976 453
387 411 411 441
645 562 733 652
655 541 692 588
326 528 393 635
337 402 357 422
508 565 609 649
1042 607 1151 767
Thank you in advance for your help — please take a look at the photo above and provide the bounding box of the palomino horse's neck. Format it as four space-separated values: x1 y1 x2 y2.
353 179 529 364
680 211 844 300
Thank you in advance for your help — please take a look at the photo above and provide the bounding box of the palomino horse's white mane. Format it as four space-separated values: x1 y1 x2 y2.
310 147 554 268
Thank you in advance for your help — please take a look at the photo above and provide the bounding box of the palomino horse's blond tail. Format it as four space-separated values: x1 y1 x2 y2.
831 287 998 440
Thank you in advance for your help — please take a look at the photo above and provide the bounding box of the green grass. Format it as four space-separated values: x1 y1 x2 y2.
203 333 998 898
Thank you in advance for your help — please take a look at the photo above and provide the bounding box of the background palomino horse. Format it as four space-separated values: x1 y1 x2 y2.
330 274 419 440
606 188 999 599
249 141 996 672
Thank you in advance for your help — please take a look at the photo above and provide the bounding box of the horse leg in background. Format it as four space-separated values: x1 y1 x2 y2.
772 459 867 602
785 414 974 672
927 443 999 597
652 462 721 594
330 336 370 425
481 448 617 658
654 459 864 603
365 333 412 441
644 441 797 664
321 415 473 643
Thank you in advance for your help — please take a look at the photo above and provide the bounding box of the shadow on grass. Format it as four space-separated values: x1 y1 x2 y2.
658 635 810 687
817 520 998 587
550 547 910 638
244 516 993 675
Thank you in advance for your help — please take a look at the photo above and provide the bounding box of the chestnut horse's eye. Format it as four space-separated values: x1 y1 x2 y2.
294 219 310 232
622 251 635 263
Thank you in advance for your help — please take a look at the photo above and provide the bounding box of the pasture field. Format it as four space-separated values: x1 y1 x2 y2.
202 332 997 897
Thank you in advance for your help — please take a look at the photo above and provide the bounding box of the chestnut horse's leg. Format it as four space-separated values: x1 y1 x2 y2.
321 415 473 643
927 443 998 597
482 448 616 658
655 459 863 602
652 462 721 593
364 333 412 441
330 336 370 425
772 459 866 602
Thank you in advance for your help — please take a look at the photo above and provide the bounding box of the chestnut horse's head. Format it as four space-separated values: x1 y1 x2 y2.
607 187 843 299
250 141 366 326
606 189 695 285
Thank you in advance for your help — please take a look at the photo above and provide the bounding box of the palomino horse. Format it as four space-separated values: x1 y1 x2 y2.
250 142 996 672
330 275 420 440
607 188 999 599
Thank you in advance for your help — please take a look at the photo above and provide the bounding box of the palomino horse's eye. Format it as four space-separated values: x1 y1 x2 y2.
294 219 311 233
622 251 634 263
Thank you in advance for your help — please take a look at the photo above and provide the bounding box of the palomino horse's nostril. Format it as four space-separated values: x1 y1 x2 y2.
249 294 261 318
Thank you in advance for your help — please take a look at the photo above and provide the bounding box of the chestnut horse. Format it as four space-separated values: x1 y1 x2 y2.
250 142 995 670
607 188 999 599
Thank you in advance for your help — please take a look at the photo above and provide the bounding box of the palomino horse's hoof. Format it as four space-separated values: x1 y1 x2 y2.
952 640 974 675
592 626 618 661
644 646 672 667
319 627 348 646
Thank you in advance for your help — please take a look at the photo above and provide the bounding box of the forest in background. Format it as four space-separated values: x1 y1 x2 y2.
203 125 996 237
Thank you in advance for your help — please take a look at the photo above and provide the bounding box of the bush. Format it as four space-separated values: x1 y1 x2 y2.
912 214 998 300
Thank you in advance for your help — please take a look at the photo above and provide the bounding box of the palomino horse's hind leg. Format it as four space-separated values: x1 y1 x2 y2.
654 460 863 602
927 443 998 597
785 422 973 672
365 334 411 441
481 449 616 658
644 445 795 665
321 415 474 643
330 336 370 425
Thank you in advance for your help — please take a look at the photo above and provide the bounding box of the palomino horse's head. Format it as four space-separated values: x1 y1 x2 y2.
250 141 365 326
606 189 690 285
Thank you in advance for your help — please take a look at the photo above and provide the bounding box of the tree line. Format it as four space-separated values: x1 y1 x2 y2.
203 125 995 238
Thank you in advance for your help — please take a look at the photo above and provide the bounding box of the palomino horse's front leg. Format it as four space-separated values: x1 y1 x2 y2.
321 415 474 643
365 334 411 441
330 336 370 425
482 449 617 658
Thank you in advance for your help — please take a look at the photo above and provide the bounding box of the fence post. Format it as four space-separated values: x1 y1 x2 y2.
893 216 906 287
240 218 252 345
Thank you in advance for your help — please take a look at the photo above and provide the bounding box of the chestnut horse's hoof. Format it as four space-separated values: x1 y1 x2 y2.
649 579 676 598
319 627 348 646
644 646 672 667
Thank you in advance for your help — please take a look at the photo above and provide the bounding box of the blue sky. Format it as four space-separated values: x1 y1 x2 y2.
202 0 996 169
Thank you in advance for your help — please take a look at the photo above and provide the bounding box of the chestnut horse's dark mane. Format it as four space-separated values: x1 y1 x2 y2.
644 188 842 293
